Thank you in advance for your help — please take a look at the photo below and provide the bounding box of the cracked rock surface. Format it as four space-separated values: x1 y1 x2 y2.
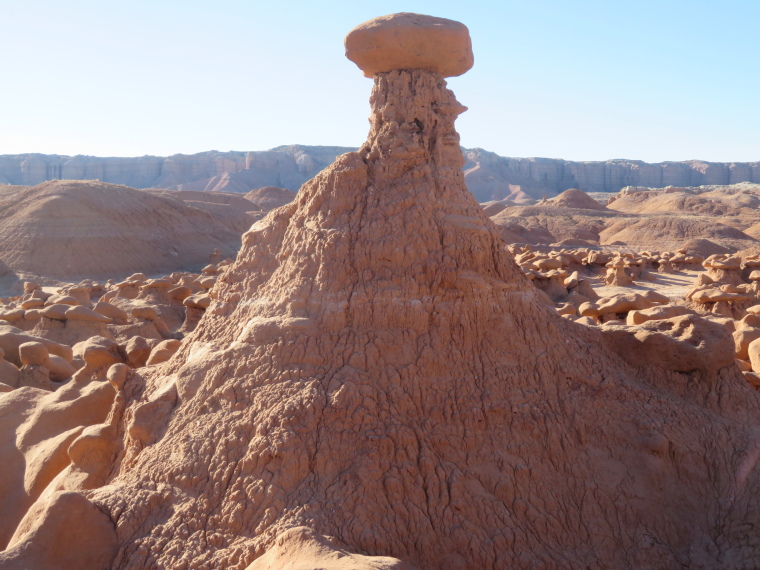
4 22 760 569
79 69 760 569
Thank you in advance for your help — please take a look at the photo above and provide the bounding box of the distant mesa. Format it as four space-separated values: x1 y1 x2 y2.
2 149 760 202
345 12 474 78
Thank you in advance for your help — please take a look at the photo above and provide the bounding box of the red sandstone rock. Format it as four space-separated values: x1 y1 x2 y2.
345 13 473 78
3 14 760 570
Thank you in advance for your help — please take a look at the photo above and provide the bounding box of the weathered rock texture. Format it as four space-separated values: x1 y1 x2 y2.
345 13 473 78
5 18 760 570
72 68 760 570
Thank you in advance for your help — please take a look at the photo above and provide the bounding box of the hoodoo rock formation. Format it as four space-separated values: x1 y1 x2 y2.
4 12 760 570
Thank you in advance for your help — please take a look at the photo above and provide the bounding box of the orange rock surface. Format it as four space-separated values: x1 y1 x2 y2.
3 13 760 570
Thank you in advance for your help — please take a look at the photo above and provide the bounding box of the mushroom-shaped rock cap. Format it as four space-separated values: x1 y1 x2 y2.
345 12 473 78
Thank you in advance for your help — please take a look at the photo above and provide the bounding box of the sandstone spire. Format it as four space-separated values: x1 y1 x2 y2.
4 13 760 570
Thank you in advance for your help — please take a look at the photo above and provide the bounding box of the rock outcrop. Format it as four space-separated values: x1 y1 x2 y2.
3 12 760 570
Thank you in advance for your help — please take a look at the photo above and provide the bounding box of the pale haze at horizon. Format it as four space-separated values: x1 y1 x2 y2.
1 0 758 164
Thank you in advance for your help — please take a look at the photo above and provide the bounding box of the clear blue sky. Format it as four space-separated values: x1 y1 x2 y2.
1 0 758 163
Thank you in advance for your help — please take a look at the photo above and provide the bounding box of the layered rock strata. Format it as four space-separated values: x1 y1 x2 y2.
3 151 758 202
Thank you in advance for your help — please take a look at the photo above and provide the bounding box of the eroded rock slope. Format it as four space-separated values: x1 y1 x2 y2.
3 13 760 570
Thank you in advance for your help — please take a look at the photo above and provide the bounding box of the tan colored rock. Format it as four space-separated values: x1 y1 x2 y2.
40 304 70 321
243 186 297 211
0 181 243 282
345 13 473 78
737 359 752 372
145 339 182 366
747 304 760 315
45 294 78 306
183 293 211 310
0 329 73 367
195 276 217 290
0 491 117 569
556 303 577 316
125 336 151 369
71 336 123 383
20 297 44 309
550 188 607 210
131 306 158 321
47 355 76 383
704 254 741 270
22 309 41 321
604 264 633 286
142 278 173 290
22 281 41 294
580 292 658 319
247 526 416 570
64 286 91 307
626 305 693 326
19 342 49 367
64 305 112 323
604 314 734 373
0 309 24 323
744 371 760 388
167 285 192 302
17 364 52 391
0 348 20 388
691 288 753 304
93 301 129 322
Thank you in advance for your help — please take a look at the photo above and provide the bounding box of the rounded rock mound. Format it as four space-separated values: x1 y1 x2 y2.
0 180 243 284
551 188 607 210
345 12 473 78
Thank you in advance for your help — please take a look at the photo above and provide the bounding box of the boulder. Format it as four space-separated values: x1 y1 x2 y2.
604 314 735 373
125 336 151 369
146 339 182 366
0 348 20 388
40 304 70 321
345 13 473 78
184 294 211 310
626 305 693 326
65 305 112 323
0 309 24 324
19 342 50 367
131 306 158 321
0 492 117 570
0 329 73 366
93 301 129 323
